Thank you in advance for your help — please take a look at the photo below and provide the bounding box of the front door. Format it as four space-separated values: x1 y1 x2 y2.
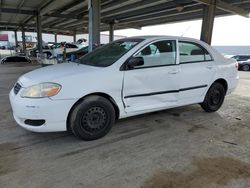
122 40 180 113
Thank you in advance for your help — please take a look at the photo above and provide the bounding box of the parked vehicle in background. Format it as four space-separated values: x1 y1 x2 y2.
238 59 250 71
231 55 250 62
65 44 104 60
1 56 31 64
9 36 239 141
65 46 89 59
29 43 55 58
53 43 86 57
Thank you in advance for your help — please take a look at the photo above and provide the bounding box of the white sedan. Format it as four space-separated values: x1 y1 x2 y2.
9 36 239 140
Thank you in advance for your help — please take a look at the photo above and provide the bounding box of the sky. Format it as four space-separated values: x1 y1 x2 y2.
102 15 250 46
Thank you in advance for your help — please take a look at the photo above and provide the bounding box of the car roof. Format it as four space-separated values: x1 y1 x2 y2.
122 35 204 43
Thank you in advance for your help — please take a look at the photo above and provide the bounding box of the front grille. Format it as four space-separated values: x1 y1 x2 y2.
13 82 22 95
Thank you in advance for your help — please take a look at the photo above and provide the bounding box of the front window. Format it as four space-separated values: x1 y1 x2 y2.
79 39 143 67
134 40 177 68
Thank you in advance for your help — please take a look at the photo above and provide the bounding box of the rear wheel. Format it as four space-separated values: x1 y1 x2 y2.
69 96 115 141
242 64 250 71
201 82 226 112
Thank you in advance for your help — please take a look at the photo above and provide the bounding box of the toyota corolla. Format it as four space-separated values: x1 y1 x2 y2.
9 36 239 140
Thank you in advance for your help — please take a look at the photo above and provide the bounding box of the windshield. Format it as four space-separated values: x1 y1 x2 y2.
79 38 143 67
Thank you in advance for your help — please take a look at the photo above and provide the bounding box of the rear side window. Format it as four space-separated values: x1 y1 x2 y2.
179 41 213 63
134 40 177 68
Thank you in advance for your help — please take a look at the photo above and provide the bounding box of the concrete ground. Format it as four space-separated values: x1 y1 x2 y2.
1 63 250 188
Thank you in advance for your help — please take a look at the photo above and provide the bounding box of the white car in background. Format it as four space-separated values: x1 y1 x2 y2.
53 43 86 57
9 36 239 140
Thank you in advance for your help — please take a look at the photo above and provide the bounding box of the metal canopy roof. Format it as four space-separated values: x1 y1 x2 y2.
0 0 250 35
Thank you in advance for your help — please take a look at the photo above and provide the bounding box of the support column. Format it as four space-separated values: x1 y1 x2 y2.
36 12 43 55
109 23 114 43
88 0 100 52
200 0 216 45
73 31 77 43
14 30 18 47
21 28 26 54
55 34 57 43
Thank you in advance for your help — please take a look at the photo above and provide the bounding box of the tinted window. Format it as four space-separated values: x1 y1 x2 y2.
79 39 143 67
239 56 250 61
66 44 78 48
134 40 176 68
179 41 212 63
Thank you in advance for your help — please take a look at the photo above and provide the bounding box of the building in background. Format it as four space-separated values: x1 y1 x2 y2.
0 33 10 49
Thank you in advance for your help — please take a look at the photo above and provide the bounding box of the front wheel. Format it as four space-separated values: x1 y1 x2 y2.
201 82 226 112
69 96 115 141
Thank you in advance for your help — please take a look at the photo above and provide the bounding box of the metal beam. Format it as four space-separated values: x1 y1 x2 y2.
194 0 250 17
102 1 196 23
43 12 86 20
115 10 204 28
88 0 101 52
200 2 216 44
0 8 37 15
102 0 170 17
117 4 203 23
40 0 62 16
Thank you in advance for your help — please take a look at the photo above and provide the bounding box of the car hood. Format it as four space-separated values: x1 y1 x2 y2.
18 62 101 87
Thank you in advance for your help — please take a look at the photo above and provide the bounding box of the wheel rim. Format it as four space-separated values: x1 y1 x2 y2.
209 89 222 106
80 107 108 134
242 65 250 71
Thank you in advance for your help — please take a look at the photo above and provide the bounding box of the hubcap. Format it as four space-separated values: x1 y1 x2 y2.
81 107 107 133
210 89 221 105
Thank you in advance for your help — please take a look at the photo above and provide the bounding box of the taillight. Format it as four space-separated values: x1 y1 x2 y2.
235 62 239 69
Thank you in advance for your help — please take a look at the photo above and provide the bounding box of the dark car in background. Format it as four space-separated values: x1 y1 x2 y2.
1 56 31 64
238 60 250 71
231 55 250 71
231 55 250 62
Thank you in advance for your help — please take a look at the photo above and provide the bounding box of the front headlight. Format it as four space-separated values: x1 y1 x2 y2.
21 83 61 98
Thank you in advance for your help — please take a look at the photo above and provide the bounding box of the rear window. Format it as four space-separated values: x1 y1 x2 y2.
179 41 213 63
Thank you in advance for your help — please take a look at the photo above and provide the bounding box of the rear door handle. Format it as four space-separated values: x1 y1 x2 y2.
168 69 179 74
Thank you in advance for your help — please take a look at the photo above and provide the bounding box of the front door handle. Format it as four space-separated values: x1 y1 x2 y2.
168 69 179 74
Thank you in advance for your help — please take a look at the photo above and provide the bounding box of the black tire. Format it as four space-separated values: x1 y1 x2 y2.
69 95 115 141
201 82 226 113
242 64 250 71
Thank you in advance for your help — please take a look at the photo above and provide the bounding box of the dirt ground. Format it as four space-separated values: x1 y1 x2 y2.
1 63 250 188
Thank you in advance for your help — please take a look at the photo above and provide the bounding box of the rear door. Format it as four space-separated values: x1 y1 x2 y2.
122 40 180 113
178 41 216 102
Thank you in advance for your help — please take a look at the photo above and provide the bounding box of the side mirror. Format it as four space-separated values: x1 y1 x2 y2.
127 57 144 69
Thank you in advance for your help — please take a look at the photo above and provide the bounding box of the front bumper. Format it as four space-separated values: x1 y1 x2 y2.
9 88 77 132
